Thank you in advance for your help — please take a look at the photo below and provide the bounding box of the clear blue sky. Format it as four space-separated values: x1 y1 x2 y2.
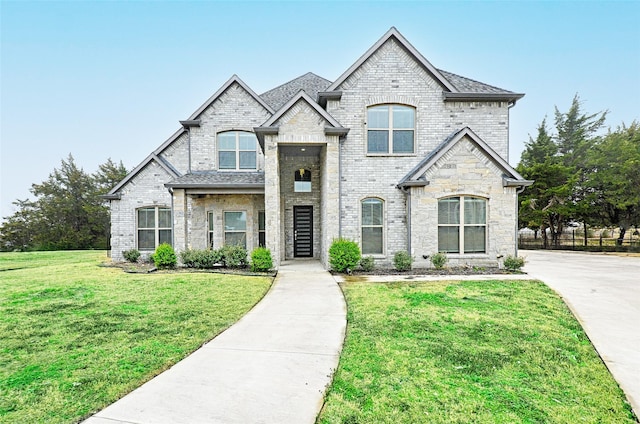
2 0 639 219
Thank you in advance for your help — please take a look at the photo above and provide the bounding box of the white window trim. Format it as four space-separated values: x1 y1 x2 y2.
224 210 247 248
136 206 172 251
361 197 385 256
366 104 416 155
217 131 258 171
438 196 488 255
207 210 215 249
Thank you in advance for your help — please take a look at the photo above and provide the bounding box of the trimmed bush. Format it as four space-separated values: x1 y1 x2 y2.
220 245 248 269
250 247 273 272
152 243 177 269
180 248 222 269
329 238 361 273
122 249 140 263
393 250 413 271
360 255 375 272
503 254 525 272
430 252 448 269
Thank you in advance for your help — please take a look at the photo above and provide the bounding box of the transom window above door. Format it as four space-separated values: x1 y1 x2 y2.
294 169 311 192
218 131 257 170
367 104 415 154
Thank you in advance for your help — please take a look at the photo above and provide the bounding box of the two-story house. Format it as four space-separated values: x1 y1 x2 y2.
105 27 531 269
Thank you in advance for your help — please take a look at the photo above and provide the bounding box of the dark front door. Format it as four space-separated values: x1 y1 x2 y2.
294 206 313 257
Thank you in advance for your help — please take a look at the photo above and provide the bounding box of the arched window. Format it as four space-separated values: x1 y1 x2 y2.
361 198 384 254
367 104 415 154
438 196 486 254
137 206 171 250
218 131 257 170
294 168 311 192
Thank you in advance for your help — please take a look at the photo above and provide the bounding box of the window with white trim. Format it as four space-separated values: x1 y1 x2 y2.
438 197 486 254
361 198 384 254
137 206 172 250
367 104 415 154
208 211 214 248
224 211 247 248
258 211 266 247
218 131 257 170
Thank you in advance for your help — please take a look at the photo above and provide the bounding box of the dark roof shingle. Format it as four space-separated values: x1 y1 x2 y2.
165 171 264 188
260 72 332 111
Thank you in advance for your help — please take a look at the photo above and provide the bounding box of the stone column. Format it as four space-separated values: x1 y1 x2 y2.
172 188 188 255
264 136 281 268
321 139 340 268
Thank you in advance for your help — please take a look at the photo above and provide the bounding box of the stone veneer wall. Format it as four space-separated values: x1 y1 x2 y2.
410 137 518 268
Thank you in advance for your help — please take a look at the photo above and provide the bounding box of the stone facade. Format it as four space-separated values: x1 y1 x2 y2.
106 28 529 268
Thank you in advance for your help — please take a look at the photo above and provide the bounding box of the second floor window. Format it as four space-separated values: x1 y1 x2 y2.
367 105 415 154
218 131 257 170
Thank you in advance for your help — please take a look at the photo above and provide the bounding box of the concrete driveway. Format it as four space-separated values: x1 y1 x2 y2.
522 250 640 416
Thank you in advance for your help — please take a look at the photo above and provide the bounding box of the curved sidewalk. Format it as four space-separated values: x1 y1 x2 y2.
84 260 346 424
522 250 640 417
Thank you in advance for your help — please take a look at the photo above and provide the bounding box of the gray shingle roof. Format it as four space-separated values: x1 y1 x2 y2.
260 72 332 111
438 69 516 95
165 171 265 188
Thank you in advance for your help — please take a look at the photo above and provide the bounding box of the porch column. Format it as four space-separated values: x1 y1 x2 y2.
172 188 188 255
320 139 340 268
264 137 281 268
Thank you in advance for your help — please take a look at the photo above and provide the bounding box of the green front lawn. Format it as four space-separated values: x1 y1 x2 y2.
0 250 272 423
318 279 635 423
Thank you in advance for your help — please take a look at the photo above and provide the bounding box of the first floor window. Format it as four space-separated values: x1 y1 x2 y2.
137 206 172 250
208 211 214 248
438 196 486 254
361 198 383 254
224 211 247 248
258 211 266 247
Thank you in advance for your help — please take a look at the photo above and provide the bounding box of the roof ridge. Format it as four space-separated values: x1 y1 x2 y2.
437 68 515 94
260 72 332 96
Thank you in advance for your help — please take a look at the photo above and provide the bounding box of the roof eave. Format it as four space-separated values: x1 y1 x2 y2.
317 91 342 107
443 92 525 103
503 177 534 188
325 127 349 136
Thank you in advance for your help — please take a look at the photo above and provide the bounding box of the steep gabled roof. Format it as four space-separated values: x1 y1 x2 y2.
326 27 457 93
104 129 185 198
260 72 332 111
188 74 274 119
398 127 532 188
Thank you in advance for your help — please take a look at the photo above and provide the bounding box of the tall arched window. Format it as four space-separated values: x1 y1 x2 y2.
361 198 384 254
218 131 257 170
438 196 486 253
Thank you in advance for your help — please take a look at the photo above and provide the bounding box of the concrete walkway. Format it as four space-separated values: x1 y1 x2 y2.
522 250 640 417
83 260 346 424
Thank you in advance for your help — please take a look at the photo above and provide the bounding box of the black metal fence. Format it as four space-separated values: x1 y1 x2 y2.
518 229 640 252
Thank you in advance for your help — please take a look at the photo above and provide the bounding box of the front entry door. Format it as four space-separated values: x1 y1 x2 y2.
293 206 313 257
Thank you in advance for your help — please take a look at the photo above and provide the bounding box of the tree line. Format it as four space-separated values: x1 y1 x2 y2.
0 155 128 251
517 94 640 247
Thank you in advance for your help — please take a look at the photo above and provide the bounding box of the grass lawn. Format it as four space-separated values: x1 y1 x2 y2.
318 279 636 424
0 250 272 423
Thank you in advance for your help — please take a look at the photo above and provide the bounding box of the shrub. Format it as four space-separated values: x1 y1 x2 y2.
220 245 248 269
152 243 177 269
329 238 361 273
503 254 525 272
122 249 140 263
360 255 375 272
180 249 223 269
393 250 413 271
250 247 273 272
430 252 448 269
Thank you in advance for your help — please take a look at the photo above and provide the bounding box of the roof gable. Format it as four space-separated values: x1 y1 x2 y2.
188 74 274 120
261 90 343 129
398 127 531 188
326 27 457 93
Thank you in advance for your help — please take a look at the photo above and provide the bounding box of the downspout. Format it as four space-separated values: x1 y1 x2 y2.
168 187 175 248
338 136 343 238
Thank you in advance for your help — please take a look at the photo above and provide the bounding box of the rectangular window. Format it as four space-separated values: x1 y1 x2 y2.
208 211 214 248
218 131 257 171
224 211 247 248
361 198 383 254
137 207 172 250
367 105 415 154
437 197 486 254
258 211 266 247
